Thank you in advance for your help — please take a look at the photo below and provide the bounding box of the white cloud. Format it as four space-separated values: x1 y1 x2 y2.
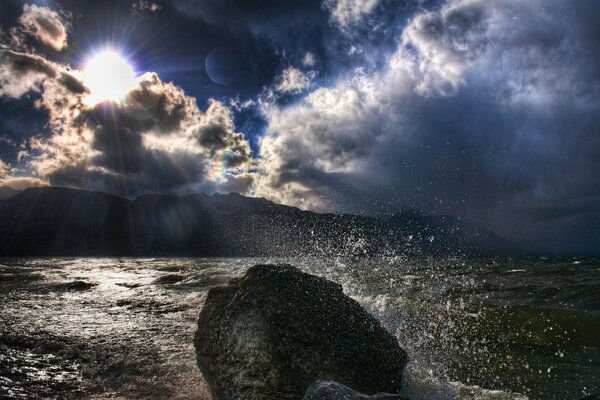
303 52 316 67
256 65 414 209
0 160 10 179
398 0 591 100
398 0 489 96
323 0 382 27
0 160 46 189
0 50 61 98
17 4 69 51
276 67 312 93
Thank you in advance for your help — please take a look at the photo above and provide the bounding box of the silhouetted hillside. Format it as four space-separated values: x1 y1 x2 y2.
0 187 523 256
0 185 19 200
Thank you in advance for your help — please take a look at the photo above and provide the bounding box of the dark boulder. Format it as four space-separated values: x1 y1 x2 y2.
153 274 185 285
63 280 96 291
304 381 408 400
194 264 407 400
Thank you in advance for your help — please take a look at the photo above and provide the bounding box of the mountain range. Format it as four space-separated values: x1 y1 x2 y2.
0 186 522 256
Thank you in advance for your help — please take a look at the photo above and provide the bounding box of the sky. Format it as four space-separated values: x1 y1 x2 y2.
0 0 599 253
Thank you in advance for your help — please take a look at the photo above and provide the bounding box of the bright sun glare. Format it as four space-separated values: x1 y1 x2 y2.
83 50 137 105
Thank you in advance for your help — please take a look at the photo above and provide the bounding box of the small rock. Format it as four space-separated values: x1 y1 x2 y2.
153 274 184 285
63 280 96 291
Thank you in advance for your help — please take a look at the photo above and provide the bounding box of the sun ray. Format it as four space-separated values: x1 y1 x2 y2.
82 49 137 105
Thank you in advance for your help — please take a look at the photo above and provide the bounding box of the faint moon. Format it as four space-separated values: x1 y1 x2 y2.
205 46 251 85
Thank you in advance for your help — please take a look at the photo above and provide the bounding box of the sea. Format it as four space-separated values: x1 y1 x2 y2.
0 257 598 400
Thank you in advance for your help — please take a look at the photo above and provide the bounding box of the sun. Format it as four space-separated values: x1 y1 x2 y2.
82 50 137 105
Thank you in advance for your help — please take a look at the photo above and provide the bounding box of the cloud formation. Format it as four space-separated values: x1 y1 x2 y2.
0 50 62 97
276 67 312 93
303 52 316 67
255 0 600 251
323 0 382 27
17 4 69 51
0 48 255 197
0 156 47 190
0 159 9 179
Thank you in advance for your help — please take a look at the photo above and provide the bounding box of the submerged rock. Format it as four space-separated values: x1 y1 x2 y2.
304 381 408 400
194 264 407 400
63 280 96 291
153 274 185 285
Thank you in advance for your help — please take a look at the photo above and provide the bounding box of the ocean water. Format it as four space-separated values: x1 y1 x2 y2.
0 257 598 400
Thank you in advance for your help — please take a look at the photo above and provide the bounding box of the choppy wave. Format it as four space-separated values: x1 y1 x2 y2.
0 257 598 399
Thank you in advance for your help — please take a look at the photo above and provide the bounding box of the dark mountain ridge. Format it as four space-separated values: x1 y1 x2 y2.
0 185 19 200
0 186 522 256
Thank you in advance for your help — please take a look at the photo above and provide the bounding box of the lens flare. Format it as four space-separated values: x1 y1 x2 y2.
82 50 137 105
207 150 236 182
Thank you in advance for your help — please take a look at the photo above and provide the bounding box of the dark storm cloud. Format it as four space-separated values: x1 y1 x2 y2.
256 0 600 252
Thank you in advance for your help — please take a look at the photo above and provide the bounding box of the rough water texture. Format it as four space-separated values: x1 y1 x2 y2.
194 264 407 399
0 257 599 399
304 381 408 399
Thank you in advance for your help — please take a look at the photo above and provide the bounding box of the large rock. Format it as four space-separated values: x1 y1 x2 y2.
304 381 408 400
194 264 408 400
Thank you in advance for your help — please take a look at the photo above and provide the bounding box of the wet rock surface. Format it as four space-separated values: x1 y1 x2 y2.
194 264 407 400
